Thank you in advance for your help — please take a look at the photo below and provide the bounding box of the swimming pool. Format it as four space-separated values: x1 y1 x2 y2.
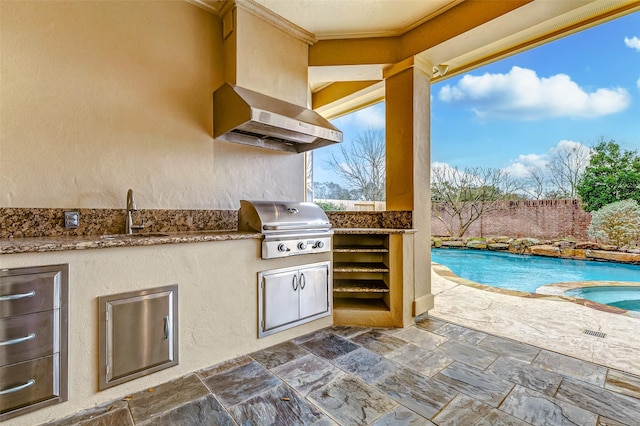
431 248 640 311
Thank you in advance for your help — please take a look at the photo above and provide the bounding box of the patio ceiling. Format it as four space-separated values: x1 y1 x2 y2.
190 0 640 117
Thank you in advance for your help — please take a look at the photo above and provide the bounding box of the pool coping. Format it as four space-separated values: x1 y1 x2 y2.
431 261 640 319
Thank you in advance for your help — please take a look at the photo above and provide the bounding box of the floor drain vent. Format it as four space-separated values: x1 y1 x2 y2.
584 329 606 338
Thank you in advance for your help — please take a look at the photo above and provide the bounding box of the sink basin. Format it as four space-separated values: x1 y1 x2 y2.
100 233 169 240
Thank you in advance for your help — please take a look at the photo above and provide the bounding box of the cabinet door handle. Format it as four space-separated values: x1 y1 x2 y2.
299 273 306 290
0 379 36 396
164 316 170 340
0 290 36 301
292 275 298 291
0 333 36 347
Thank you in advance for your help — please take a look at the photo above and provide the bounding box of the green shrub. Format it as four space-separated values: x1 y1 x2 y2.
314 201 346 211
587 199 640 247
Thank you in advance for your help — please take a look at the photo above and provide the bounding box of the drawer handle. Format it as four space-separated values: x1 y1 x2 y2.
300 273 306 290
0 333 36 347
0 290 36 301
0 379 36 396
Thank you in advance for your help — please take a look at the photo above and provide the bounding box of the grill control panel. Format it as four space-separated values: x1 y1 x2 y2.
263 235 332 259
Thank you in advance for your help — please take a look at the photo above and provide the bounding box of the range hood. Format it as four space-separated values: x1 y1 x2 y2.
213 83 342 153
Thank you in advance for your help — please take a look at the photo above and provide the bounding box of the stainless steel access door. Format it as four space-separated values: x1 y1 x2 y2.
258 261 331 338
261 269 300 333
98 285 178 390
298 263 330 320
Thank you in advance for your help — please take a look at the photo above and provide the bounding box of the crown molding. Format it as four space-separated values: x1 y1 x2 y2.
236 0 317 45
184 0 226 15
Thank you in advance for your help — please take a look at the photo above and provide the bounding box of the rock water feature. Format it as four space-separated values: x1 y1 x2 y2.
431 236 640 264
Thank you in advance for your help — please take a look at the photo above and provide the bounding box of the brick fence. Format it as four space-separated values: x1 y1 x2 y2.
431 199 592 239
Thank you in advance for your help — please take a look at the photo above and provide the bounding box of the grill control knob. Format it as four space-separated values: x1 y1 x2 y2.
277 243 289 252
297 242 307 250
313 241 325 249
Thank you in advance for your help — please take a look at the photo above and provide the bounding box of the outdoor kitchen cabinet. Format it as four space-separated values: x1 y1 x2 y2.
0 264 68 422
258 261 331 338
333 232 404 327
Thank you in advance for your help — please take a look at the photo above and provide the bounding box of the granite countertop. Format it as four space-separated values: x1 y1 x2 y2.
0 230 262 255
1 208 415 255
1 227 415 255
333 228 416 234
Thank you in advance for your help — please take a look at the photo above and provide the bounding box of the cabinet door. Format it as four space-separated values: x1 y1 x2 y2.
99 285 178 390
299 263 329 320
261 270 300 333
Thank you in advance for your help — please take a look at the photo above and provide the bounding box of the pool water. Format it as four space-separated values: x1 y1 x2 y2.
431 248 640 311
565 287 640 311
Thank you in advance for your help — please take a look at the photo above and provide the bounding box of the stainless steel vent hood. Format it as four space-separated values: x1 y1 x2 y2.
213 83 342 153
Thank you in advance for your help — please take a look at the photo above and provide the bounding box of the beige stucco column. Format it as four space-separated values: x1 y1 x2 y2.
385 57 434 317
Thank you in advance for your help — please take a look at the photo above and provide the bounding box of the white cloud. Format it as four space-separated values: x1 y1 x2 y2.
504 153 548 178
502 140 590 178
637 77 640 90
333 103 385 129
438 66 631 120
625 36 640 52
351 107 385 128
551 139 586 154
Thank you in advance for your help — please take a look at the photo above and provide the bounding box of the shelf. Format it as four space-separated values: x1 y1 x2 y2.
333 279 389 293
333 262 389 273
333 246 389 253
333 298 389 311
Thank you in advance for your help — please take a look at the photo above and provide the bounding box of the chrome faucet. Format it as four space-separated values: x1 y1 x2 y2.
125 189 144 234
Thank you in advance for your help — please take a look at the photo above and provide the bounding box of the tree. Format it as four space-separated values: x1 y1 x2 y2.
327 128 385 201
546 141 591 198
431 165 519 237
314 181 359 200
516 141 590 200
588 199 640 247
576 139 640 212
518 167 548 200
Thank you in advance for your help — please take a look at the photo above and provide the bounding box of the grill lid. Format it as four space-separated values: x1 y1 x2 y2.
238 200 331 234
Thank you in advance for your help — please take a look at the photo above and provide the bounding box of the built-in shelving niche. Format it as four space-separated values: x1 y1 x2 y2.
333 233 403 327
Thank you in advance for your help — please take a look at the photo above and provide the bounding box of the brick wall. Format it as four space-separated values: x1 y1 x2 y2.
431 199 592 239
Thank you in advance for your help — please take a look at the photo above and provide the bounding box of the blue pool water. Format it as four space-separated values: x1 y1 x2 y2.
431 248 640 311
565 287 640 311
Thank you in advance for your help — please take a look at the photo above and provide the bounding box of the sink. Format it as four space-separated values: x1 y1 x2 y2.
101 233 169 240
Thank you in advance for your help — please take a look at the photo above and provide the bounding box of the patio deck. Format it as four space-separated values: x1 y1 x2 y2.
45 269 640 425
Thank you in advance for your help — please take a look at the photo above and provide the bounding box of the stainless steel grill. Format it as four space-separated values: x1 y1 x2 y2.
238 200 333 259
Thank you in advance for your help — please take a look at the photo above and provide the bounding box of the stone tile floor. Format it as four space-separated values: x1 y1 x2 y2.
46 317 640 425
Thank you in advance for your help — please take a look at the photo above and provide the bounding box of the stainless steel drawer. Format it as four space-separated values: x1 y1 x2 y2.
0 354 59 416
0 270 61 318
1 311 56 367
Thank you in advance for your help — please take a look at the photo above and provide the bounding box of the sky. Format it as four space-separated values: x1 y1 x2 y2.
313 10 640 187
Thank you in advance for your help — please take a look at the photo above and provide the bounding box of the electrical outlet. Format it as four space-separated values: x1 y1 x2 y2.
64 211 79 229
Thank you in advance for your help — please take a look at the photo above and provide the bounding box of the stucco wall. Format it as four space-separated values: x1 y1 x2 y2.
432 199 592 239
0 1 305 210
0 242 332 425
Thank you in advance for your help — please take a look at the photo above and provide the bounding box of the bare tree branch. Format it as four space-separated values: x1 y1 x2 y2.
328 128 386 201
546 143 591 198
431 165 519 237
